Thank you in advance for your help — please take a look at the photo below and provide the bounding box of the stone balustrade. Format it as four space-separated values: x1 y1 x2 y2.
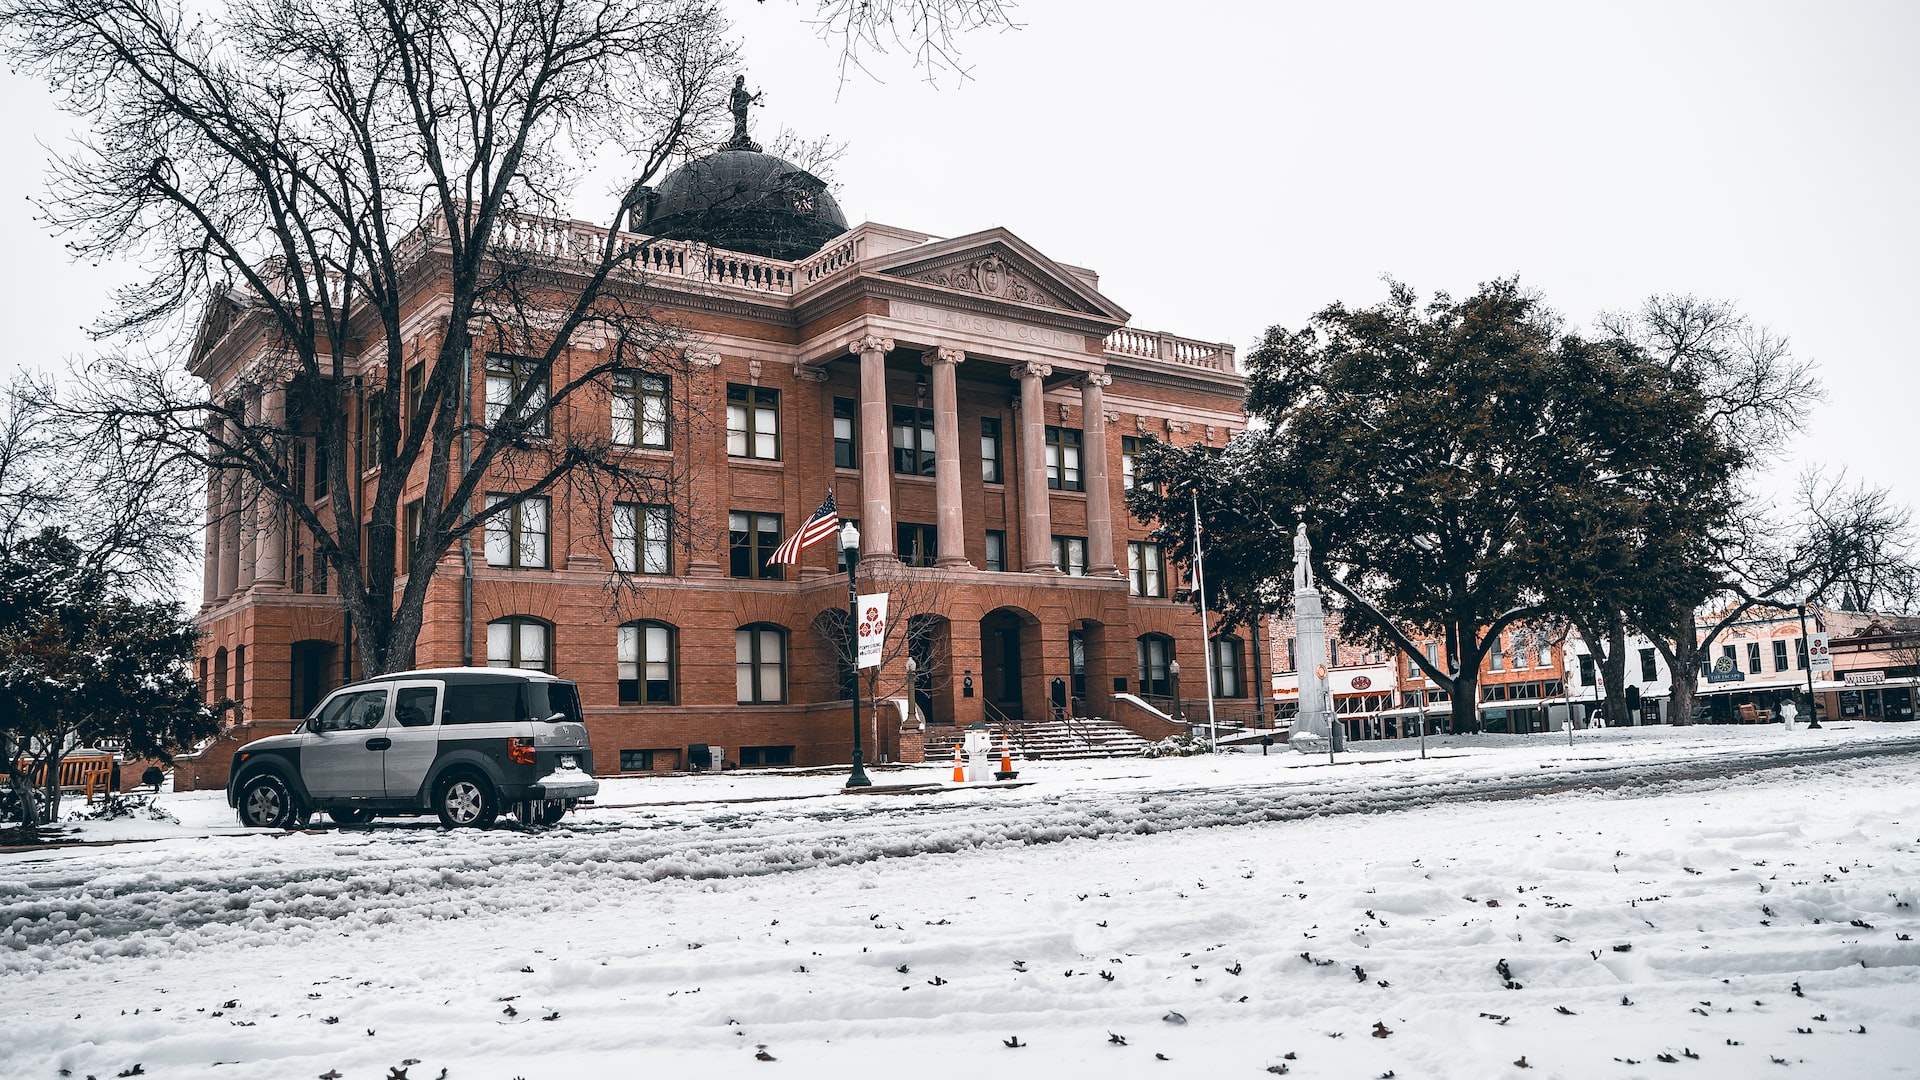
796 234 862 286
1103 327 1237 372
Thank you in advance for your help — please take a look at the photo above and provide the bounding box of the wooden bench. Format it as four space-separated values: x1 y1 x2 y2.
1737 704 1773 725
16 756 114 803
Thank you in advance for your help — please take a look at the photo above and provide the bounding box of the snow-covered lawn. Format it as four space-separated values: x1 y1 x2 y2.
4 724 1919 1079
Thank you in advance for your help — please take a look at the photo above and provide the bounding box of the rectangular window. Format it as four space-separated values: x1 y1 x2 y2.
612 371 669 449
1211 637 1242 698
1127 541 1165 597
729 511 784 580
1052 535 1087 576
1746 641 1762 674
1424 641 1438 667
619 749 658 772
1284 636 1296 673
981 417 1003 484
405 363 426 442
612 503 671 575
1512 639 1529 669
1045 426 1083 491
359 392 385 465
1488 635 1504 672
1640 647 1659 683
1773 639 1789 672
739 745 795 768
483 495 549 569
897 522 938 567
1330 638 1340 667
892 404 936 475
1121 436 1139 491
1538 639 1552 668
617 623 674 705
984 530 1006 573
1578 653 1596 686
401 499 423 575
484 355 549 436
1796 637 1808 670
312 440 330 501
726 384 780 459
833 397 857 469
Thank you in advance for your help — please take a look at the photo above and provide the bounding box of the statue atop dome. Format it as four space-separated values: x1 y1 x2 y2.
726 75 763 152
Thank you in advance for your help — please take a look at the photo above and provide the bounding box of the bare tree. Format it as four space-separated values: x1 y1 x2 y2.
1651 469 1920 727
782 0 1018 83
2 0 750 677
809 559 955 745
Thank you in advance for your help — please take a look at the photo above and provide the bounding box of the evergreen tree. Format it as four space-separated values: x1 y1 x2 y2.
0 529 220 831
1133 279 1740 735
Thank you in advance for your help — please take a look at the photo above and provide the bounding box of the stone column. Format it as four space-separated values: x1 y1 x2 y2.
924 348 971 568
1011 361 1056 572
253 386 287 587
202 461 222 606
235 398 259 591
217 418 241 598
851 334 897 560
1080 371 1117 575
686 351 725 576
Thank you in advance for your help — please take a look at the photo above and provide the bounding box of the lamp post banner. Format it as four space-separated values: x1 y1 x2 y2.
856 592 889 669
1808 632 1833 673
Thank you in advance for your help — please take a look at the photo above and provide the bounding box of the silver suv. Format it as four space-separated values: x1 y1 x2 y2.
227 668 598 829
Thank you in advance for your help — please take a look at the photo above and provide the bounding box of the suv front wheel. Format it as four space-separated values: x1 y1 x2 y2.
435 772 498 830
237 773 300 829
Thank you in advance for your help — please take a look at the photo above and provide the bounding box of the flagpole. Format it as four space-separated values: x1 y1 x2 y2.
1193 491 1218 752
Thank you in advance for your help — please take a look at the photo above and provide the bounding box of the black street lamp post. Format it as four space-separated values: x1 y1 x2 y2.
842 522 873 787
1798 598 1822 730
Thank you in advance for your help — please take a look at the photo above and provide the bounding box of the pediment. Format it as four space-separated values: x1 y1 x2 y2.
873 228 1128 324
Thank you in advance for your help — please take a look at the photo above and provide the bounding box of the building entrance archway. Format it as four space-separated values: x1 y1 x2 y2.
980 607 1038 720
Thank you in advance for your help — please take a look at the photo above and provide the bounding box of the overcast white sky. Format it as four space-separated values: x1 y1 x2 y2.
3 0 1916 513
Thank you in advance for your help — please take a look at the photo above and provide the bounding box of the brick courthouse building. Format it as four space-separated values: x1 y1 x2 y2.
187 137 1253 781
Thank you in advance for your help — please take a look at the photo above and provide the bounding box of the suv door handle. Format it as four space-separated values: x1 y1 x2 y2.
365 737 392 751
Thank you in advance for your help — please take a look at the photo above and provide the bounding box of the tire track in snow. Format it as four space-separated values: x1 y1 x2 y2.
3 738 1916 965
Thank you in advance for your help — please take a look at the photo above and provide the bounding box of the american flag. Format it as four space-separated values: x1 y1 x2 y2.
770 491 840 566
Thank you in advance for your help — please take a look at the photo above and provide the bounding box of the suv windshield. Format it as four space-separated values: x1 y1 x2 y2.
529 681 583 725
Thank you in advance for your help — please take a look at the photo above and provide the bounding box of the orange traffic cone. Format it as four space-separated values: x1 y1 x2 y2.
951 741 965 783
999 734 1013 777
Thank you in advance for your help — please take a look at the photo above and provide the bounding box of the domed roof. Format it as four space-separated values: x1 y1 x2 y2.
631 149 848 262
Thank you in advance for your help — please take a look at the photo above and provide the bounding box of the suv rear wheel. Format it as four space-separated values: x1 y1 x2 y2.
237 773 299 829
435 773 497 829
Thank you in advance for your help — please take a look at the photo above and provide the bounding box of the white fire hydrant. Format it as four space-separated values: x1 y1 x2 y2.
963 727 993 783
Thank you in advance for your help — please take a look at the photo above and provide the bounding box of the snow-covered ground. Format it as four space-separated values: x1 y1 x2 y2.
4 724 1919 1079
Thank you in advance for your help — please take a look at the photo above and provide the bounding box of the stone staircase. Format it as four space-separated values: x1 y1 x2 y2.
923 717 1157 761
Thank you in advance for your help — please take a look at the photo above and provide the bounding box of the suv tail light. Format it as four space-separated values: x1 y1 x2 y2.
507 738 536 765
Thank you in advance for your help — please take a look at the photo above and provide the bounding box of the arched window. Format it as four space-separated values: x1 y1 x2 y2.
488 616 552 671
1137 634 1173 698
618 621 676 705
1211 635 1243 698
212 646 229 702
736 624 786 704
